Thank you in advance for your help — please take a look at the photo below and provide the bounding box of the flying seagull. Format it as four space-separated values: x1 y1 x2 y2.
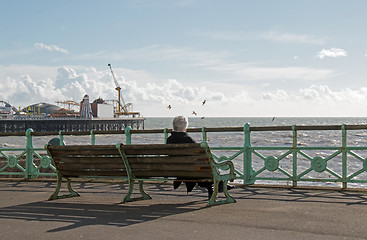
167 105 172 110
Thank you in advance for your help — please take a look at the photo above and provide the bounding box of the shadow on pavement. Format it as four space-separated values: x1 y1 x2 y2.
0 200 205 233
233 186 367 206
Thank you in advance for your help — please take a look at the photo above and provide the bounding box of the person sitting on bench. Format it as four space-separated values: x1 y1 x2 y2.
166 116 213 198
166 116 233 199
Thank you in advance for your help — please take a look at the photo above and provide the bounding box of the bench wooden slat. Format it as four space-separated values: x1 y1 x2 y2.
59 169 212 178
52 156 122 164
49 150 120 156
56 163 210 172
48 145 117 151
122 143 202 150
123 149 204 156
129 163 211 171
131 170 213 178
122 143 204 156
56 163 126 170
59 170 213 179
59 170 126 177
126 155 210 164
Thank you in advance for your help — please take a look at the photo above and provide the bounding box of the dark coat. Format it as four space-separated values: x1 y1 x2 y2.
166 132 195 144
166 131 212 192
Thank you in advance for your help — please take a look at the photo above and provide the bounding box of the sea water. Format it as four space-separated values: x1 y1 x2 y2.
3 117 367 147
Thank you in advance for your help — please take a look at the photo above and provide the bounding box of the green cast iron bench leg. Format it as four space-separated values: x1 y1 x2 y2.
122 180 152 203
207 178 236 207
48 173 80 200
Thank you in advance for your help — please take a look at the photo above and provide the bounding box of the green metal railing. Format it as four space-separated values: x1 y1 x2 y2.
0 129 56 178
2 124 367 189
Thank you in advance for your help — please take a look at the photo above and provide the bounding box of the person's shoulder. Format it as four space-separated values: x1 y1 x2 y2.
184 135 196 143
166 135 173 143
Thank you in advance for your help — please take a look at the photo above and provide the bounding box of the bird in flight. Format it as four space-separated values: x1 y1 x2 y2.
167 105 172 110
272 117 275 122
202 100 206 105
192 111 197 115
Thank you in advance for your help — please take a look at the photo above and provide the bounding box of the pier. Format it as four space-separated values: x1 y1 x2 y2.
0 118 145 132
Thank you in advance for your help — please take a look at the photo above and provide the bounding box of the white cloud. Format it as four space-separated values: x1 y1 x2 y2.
1 64 367 117
317 48 347 59
262 85 367 104
3 74 63 105
128 78 227 107
34 42 69 54
0 65 228 116
208 63 334 81
0 65 111 107
246 85 367 117
298 85 367 103
262 89 289 101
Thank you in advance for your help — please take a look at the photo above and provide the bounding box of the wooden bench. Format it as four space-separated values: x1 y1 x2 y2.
45 142 236 206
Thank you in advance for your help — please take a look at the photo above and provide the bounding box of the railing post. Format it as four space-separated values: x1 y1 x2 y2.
25 128 34 179
125 126 132 145
244 123 254 184
59 130 64 145
90 130 95 145
342 124 347 189
292 125 297 187
164 128 168 143
201 127 207 143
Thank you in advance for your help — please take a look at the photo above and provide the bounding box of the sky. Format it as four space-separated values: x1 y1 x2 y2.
1 0 367 117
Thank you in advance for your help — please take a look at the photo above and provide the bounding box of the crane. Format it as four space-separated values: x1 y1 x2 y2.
108 63 131 115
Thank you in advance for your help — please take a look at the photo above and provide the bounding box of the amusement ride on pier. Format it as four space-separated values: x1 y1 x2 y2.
0 64 145 132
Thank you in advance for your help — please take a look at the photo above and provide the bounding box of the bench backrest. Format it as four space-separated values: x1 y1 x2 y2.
46 143 214 179
119 143 213 179
46 144 124 178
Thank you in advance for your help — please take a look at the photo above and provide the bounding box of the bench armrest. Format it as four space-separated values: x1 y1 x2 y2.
201 141 236 181
211 159 236 181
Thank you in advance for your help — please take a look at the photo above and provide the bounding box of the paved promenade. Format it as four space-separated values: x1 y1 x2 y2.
1 180 367 240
